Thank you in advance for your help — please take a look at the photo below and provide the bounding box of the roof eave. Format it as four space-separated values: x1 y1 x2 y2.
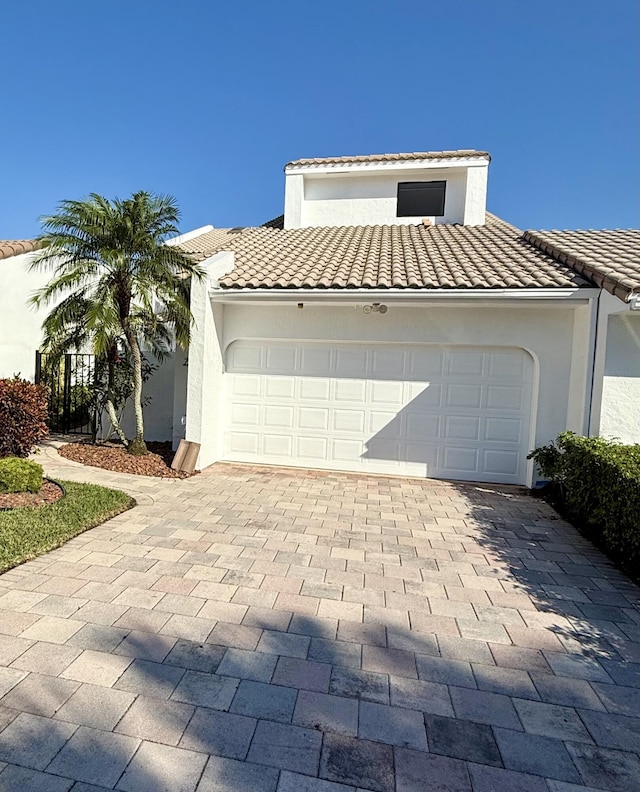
522 230 638 304
209 287 597 304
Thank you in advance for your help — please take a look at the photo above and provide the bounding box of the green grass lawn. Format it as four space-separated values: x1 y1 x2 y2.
0 480 134 573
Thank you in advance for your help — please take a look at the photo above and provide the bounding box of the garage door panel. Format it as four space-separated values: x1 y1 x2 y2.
447 349 485 376
264 405 294 428
232 374 262 397
335 380 366 401
299 346 332 374
333 438 363 461
407 382 441 406
266 345 297 372
369 410 400 435
265 377 295 398
443 446 479 473
408 349 444 377
406 413 440 440
371 380 404 404
229 345 264 371
334 409 365 433
231 404 260 425
224 340 533 484
371 349 406 379
485 417 521 443
297 436 328 459
447 385 483 409
300 377 330 399
404 442 439 467
227 432 260 454
366 437 400 462
299 407 330 430
335 348 368 376
483 449 520 476
263 434 293 456
445 415 481 441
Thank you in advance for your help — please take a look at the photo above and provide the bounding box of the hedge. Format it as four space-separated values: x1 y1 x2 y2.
0 377 49 458
529 432 640 577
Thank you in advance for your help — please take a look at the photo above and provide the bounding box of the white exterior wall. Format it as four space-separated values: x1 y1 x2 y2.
0 251 53 380
284 161 488 229
299 170 467 228
464 167 489 226
190 297 594 483
600 312 640 443
115 354 178 443
172 347 189 449
185 253 235 468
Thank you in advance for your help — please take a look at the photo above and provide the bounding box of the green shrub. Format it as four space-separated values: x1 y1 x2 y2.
0 458 44 494
529 432 640 577
0 377 49 458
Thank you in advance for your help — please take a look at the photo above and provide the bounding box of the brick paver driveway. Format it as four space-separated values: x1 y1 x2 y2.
0 445 638 791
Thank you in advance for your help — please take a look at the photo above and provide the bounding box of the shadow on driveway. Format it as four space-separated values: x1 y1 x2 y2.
0 465 638 791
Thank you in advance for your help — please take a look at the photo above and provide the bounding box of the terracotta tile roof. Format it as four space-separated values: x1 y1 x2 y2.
286 150 490 169
0 240 40 260
180 214 589 291
523 229 640 302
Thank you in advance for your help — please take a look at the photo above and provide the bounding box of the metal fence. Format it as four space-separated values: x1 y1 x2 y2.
35 352 96 435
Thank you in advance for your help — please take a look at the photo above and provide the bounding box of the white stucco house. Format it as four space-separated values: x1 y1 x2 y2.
176 151 640 486
2 149 638 486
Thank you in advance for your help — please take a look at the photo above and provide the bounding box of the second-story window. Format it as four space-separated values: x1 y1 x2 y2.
397 181 446 217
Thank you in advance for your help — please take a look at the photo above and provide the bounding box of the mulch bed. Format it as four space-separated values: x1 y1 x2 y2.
0 480 65 510
58 441 197 479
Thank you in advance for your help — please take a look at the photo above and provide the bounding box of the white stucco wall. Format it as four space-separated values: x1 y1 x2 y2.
600 312 640 443
172 347 189 449
284 162 488 229
188 296 594 482
299 170 467 228
115 354 178 443
0 251 54 380
185 253 235 468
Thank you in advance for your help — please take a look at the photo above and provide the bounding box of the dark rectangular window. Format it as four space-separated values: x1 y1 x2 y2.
397 181 446 217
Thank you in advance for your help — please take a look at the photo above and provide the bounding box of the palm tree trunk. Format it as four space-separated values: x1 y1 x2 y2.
125 330 147 455
106 359 128 446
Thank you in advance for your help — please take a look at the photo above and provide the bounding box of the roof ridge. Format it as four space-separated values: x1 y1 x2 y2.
189 214 515 238
285 150 491 168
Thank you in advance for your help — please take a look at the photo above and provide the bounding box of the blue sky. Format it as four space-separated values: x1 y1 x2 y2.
1 0 638 238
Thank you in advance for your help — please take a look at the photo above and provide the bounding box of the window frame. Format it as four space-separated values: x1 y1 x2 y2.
396 180 447 218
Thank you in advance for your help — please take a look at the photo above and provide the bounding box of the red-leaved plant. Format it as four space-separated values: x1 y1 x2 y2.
0 377 49 458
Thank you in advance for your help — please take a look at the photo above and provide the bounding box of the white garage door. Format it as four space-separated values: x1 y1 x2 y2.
223 340 534 484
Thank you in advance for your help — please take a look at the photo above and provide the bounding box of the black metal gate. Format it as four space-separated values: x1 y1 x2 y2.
35 352 96 435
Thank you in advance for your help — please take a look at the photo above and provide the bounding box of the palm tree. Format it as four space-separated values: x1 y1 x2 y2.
31 191 203 455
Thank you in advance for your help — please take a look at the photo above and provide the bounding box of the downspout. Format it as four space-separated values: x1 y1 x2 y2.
586 289 602 437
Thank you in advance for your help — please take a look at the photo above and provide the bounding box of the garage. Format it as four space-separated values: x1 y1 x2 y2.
223 339 535 484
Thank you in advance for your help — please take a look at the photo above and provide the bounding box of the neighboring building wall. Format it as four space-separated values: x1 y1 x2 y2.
116 354 178 443
600 312 640 443
0 252 52 380
284 161 489 229
188 297 594 481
